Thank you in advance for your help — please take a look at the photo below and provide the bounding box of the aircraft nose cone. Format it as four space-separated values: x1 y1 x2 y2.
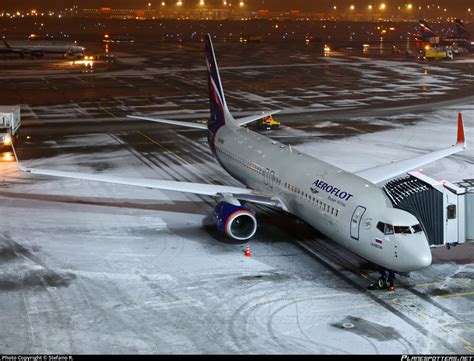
416 249 432 269
412 236 432 269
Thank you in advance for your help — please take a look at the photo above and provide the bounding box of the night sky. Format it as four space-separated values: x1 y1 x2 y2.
0 0 471 13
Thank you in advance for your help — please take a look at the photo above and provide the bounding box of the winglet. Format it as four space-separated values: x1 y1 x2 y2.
457 112 465 146
11 143 30 173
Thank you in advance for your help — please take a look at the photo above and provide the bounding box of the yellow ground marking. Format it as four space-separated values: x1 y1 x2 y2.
393 297 474 352
98 102 117 118
138 131 190 165
438 291 474 299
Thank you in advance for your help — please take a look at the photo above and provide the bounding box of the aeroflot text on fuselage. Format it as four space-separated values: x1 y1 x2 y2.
310 179 354 201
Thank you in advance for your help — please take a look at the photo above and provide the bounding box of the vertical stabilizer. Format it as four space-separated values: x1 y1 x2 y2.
455 19 470 39
419 20 437 41
204 34 234 139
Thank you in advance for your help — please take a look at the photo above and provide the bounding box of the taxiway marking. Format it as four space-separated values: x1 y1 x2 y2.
137 131 190 165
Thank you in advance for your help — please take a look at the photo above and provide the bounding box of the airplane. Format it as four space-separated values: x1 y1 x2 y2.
445 19 474 52
415 19 438 43
415 19 472 53
13 34 467 290
1 38 85 59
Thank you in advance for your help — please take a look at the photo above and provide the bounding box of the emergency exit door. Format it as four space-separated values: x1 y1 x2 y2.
350 206 366 240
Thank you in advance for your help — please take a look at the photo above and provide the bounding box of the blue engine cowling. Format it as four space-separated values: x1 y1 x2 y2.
213 202 257 241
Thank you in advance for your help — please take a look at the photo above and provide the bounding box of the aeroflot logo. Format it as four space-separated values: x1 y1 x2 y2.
310 179 354 201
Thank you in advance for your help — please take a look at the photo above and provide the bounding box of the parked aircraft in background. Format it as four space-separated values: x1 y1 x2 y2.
1 38 85 59
415 19 472 53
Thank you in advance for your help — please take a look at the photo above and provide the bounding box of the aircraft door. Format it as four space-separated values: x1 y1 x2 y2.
264 168 269 185
350 206 366 240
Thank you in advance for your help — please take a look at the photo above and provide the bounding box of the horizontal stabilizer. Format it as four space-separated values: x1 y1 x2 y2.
127 115 207 130
235 110 281 127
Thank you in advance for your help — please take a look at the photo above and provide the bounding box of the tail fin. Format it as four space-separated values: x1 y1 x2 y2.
455 19 470 39
3 38 11 48
204 34 234 138
419 20 437 40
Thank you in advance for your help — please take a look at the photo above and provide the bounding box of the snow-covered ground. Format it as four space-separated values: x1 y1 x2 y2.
294 105 474 182
0 48 473 354
0 98 473 354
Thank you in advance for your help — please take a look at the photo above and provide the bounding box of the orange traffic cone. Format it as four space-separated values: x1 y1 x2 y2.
245 244 251 257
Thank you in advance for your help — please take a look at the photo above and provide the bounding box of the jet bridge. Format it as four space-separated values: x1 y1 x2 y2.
383 171 473 247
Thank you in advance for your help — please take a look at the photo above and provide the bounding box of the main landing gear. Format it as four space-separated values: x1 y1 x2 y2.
368 268 396 291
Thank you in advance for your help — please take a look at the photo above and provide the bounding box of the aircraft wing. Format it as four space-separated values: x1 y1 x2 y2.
15 161 286 210
234 110 281 127
127 115 207 129
355 114 467 184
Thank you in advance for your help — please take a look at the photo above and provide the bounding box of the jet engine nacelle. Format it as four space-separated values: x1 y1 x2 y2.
213 201 257 241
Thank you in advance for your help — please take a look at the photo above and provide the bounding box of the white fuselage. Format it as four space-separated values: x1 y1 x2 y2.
214 124 432 272
11 44 85 56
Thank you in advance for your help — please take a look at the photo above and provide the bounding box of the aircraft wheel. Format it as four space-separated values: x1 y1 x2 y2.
377 276 387 289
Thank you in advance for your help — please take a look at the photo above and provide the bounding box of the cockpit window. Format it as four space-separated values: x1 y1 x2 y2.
378 222 423 235
394 226 412 234
377 222 394 235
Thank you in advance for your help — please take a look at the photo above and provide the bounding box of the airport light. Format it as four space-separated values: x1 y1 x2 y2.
333 6 337 10
368 4 373 10
199 0 204 6
239 1 244 7
407 4 413 10
161 1 165 5
3 152 13 161
177 0 183 5
350 5 355 11
379 3 386 10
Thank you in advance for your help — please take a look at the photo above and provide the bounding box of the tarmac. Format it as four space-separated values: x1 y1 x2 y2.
0 38 473 354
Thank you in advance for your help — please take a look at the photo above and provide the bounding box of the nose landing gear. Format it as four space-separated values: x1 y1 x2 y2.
368 268 396 291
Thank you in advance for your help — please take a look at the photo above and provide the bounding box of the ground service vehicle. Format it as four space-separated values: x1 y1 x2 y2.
0 106 20 147
256 115 280 130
